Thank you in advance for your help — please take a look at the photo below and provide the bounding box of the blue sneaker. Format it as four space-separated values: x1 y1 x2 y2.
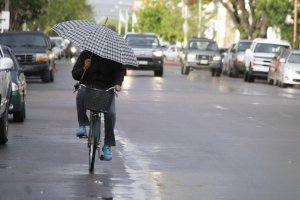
76 126 87 138
102 145 112 161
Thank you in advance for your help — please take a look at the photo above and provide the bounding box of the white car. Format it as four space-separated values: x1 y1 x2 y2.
277 50 300 88
50 37 66 59
163 45 181 61
244 38 291 82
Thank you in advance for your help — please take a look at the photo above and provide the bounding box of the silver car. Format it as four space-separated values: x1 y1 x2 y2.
277 50 300 88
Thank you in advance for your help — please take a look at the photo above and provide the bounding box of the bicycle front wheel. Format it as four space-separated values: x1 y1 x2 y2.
88 114 100 172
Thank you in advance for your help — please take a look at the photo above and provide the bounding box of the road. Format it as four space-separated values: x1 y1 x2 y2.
1 59 300 200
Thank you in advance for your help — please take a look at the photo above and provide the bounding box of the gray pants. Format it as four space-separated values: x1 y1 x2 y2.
76 86 116 146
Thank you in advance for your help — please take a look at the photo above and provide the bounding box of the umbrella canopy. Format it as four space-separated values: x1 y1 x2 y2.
52 20 138 67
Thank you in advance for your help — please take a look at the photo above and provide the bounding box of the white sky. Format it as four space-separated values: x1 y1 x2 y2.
87 0 132 23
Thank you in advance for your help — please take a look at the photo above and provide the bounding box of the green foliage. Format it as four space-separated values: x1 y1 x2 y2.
8 0 47 31
257 0 292 27
33 0 92 33
137 0 184 43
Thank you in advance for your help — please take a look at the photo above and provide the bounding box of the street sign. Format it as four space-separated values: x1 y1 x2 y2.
0 11 10 32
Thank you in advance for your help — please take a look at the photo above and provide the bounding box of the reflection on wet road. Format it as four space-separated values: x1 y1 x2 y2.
2 60 300 199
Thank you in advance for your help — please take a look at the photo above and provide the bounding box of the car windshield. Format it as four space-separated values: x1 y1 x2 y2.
288 53 300 64
0 35 47 48
126 35 159 48
237 42 252 52
188 40 218 51
254 43 290 53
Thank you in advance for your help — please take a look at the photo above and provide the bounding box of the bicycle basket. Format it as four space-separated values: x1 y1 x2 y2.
84 87 114 113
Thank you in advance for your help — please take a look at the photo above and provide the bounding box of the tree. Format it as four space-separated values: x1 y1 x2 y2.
205 0 292 39
33 0 92 33
5 0 48 31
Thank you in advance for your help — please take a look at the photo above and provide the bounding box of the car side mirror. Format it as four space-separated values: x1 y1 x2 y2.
0 57 14 70
245 49 251 54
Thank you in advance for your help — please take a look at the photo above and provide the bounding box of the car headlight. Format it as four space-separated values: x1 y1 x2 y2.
49 53 55 59
237 55 244 62
71 47 77 53
187 54 196 62
11 82 19 92
35 53 48 62
153 50 163 57
212 55 221 61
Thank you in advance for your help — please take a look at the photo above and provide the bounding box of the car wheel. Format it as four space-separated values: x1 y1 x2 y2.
231 66 238 77
281 82 287 88
154 69 163 77
211 69 216 77
13 101 26 122
41 70 51 83
183 65 190 75
267 73 273 85
248 74 254 82
50 69 54 82
244 71 248 82
0 108 9 144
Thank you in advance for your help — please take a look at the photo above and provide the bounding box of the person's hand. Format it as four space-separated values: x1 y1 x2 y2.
84 58 91 70
114 85 122 92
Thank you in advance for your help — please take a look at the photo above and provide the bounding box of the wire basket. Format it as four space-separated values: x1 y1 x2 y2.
84 87 114 113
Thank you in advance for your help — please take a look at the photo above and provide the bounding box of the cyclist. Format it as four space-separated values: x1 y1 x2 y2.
72 50 124 161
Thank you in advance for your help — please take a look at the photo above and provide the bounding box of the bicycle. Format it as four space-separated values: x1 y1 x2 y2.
84 86 115 172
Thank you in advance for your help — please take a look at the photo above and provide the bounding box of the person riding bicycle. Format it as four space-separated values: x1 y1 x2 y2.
72 50 124 161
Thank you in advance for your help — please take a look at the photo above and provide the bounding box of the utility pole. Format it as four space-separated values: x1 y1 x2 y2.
293 0 298 49
5 0 9 10
198 0 202 37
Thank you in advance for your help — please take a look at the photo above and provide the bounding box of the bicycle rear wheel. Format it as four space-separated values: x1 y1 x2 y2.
88 114 100 172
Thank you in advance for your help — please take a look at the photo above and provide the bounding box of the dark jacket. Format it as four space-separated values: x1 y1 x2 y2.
72 50 124 89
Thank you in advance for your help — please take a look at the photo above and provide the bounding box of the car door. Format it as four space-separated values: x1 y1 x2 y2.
0 47 7 114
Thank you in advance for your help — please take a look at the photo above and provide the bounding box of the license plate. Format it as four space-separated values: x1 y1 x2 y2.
200 60 208 64
138 60 148 65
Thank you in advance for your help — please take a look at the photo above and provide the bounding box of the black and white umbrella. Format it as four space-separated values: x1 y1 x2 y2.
52 20 138 67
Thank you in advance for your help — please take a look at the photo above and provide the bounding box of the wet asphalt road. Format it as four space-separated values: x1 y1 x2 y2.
1 59 300 200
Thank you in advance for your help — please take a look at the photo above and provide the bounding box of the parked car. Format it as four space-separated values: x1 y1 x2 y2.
163 44 181 61
1 46 27 122
267 47 290 85
227 40 252 77
0 46 14 144
275 50 300 88
0 31 56 83
244 38 291 82
124 32 164 77
181 37 222 76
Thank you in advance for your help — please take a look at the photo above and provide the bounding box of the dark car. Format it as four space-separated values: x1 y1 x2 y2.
0 31 56 83
2 46 27 122
124 32 164 77
227 40 252 77
181 38 222 76
0 46 14 144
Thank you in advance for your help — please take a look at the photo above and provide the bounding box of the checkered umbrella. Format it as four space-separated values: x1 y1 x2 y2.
52 20 138 67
